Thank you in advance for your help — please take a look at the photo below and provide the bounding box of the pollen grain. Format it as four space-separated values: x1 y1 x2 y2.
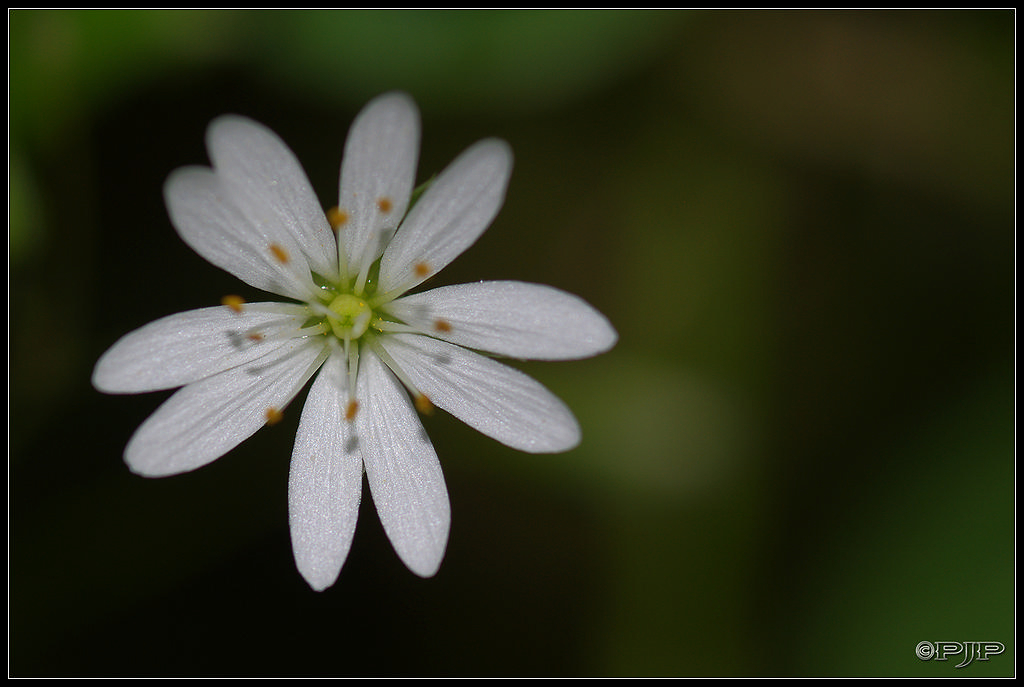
376 196 393 214
414 261 431 278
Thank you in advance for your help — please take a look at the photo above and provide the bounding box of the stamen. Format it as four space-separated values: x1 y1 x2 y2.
434 319 452 333
269 243 290 264
295 323 330 338
327 206 349 231
264 342 333 431
346 339 361 406
306 300 335 319
414 262 431 278
238 302 312 317
376 196 393 214
232 322 326 352
372 319 418 334
368 340 435 418
345 399 359 422
221 295 246 313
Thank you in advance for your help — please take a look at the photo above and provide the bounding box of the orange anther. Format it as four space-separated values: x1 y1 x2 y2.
345 400 359 422
265 407 285 425
269 243 290 264
414 394 434 415
434 319 452 333
327 206 349 231
376 196 393 213
221 295 246 313
414 262 431 278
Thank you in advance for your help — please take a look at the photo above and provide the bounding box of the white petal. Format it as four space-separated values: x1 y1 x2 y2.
337 92 420 280
125 338 327 477
357 348 449 577
387 280 618 360
378 138 513 296
165 167 320 301
377 333 580 454
288 353 363 592
207 115 340 282
92 304 309 393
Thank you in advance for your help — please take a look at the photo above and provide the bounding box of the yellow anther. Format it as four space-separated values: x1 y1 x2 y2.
327 206 349 231
345 400 359 422
414 262 431 278
414 394 434 415
434 319 452 333
265 407 285 425
221 295 246 313
376 196 393 213
269 243 290 264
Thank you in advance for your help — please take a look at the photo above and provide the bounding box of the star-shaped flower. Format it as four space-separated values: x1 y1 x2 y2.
92 92 617 590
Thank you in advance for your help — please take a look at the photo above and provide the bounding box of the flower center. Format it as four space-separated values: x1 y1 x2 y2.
326 293 373 340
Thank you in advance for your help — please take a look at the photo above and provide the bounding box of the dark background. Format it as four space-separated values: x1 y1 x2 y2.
10 9 1014 677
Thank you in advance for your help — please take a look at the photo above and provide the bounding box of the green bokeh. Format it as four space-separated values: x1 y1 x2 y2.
9 9 1014 677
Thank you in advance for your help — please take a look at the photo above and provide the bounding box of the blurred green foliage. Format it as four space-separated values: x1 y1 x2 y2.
9 9 1014 677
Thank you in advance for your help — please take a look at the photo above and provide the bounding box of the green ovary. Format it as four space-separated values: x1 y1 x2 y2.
326 293 373 340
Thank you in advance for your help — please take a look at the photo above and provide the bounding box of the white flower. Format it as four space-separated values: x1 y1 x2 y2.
92 92 617 591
